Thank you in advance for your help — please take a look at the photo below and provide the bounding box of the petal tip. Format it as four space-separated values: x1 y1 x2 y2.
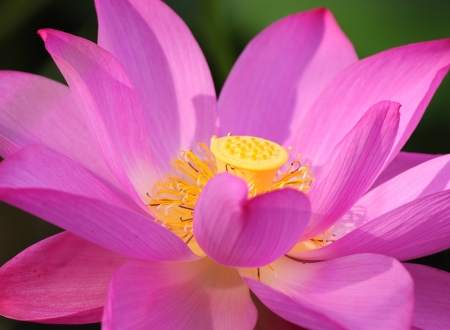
37 29 48 41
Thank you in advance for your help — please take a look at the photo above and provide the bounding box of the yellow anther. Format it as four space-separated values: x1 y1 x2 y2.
226 144 230 149
240 152 246 158
251 154 257 160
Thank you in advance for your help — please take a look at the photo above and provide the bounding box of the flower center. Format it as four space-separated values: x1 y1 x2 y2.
147 135 314 255
210 135 289 192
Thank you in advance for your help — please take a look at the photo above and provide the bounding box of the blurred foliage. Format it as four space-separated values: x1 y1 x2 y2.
0 0 450 328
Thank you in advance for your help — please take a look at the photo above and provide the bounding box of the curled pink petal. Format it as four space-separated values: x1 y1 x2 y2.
296 190 450 261
102 258 257 330
0 70 120 190
294 39 450 169
95 0 217 171
302 100 400 239
219 8 357 144
0 232 127 324
194 173 310 268
241 254 414 329
403 263 450 329
39 28 158 208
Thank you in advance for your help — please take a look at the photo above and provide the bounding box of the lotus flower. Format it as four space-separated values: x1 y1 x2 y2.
1 0 450 329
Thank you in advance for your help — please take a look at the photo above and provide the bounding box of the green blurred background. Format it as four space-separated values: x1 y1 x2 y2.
1 0 450 328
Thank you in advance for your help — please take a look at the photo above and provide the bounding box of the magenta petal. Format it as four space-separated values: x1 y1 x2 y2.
358 153 450 221
219 8 357 143
330 153 450 240
0 232 127 324
403 263 450 329
102 258 257 330
0 70 119 189
39 28 158 207
194 173 310 268
0 145 137 211
295 39 450 168
302 101 400 239
370 151 437 190
0 148 197 261
251 294 303 330
241 254 414 329
96 0 217 170
297 190 450 261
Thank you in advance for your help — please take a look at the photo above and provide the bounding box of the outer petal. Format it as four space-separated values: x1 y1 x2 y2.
301 101 400 239
102 258 257 330
297 190 450 261
241 254 414 330
403 263 450 329
331 153 450 239
370 151 437 190
95 0 217 171
194 173 310 268
0 189 198 262
39 29 158 207
0 145 136 211
0 147 197 261
219 8 357 143
0 232 127 324
293 39 450 169
0 71 119 189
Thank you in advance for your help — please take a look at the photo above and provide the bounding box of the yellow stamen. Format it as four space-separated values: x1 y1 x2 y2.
148 135 315 256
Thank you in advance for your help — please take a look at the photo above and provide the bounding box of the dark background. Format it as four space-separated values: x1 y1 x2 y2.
1 0 450 329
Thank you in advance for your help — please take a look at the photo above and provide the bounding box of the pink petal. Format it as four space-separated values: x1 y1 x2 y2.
219 8 357 143
331 153 450 239
0 232 127 324
294 39 450 169
0 70 119 190
241 254 414 329
370 151 438 190
302 101 400 239
251 293 309 330
0 148 197 261
0 145 136 211
39 29 158 208
296 190 450 261
102 258 257 330
194 173 310 268
95 0 217 171
403 263 450 329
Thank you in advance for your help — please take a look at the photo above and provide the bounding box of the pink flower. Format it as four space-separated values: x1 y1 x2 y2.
1 0 450 329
